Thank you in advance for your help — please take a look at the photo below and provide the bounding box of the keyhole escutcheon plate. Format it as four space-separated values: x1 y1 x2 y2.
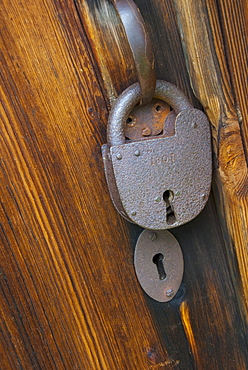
134 229 184 302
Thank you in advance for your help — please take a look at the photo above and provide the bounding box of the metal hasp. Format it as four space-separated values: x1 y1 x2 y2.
102 80 212 230
113 0 156 104
134 229 184 302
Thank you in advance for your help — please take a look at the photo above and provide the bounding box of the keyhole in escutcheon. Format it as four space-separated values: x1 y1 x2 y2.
152 253 167 280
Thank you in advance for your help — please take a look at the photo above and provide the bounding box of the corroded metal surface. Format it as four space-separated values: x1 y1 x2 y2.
107 80 192 147
110 108 212 229
101 143 134 223
134 229 184 302
103 80 212 230
125 99 170 140
114 0 156 104
102 106 177 222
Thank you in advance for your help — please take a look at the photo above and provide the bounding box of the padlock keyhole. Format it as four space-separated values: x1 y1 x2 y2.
163 190 176 225
152 253 167 280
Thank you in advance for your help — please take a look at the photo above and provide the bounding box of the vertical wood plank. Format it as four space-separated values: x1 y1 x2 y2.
0 0 247 368
215 0 248 156
0 0 173 368
76 0 248 368
174 0 248 316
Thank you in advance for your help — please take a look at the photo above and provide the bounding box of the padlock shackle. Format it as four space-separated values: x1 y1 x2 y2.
107 80 192 146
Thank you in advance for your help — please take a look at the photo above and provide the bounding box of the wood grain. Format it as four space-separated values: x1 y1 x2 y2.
216 0 248 157
0 0 248 369
174 0 248 316
148 195 248 369
0 1 171 368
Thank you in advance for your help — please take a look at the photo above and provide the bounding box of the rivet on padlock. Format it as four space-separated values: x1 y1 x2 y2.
102 80 212 230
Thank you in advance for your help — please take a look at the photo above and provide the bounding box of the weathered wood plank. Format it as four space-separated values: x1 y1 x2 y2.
77 0 248 367
143 195 248 369
0 0 247 368
215 0 248 156
174 0 248 316
0 0 172 368
69 1 246 368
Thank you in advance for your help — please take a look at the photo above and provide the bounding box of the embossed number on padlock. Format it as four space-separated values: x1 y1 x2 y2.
102 80 212 230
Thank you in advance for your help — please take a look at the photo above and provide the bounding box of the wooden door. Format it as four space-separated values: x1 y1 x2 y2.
1 0 247 369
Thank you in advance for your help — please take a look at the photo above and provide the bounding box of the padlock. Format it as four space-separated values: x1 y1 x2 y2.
102 80 212 230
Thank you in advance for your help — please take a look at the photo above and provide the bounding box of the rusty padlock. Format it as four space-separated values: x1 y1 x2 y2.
102 80 212 230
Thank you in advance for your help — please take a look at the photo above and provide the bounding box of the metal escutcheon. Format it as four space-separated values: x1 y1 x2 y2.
134 229 184 302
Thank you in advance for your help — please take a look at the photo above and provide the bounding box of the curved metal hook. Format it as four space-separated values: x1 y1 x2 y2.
113 0 156 105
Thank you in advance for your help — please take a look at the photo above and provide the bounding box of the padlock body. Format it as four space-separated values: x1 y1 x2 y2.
108 108 212 230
